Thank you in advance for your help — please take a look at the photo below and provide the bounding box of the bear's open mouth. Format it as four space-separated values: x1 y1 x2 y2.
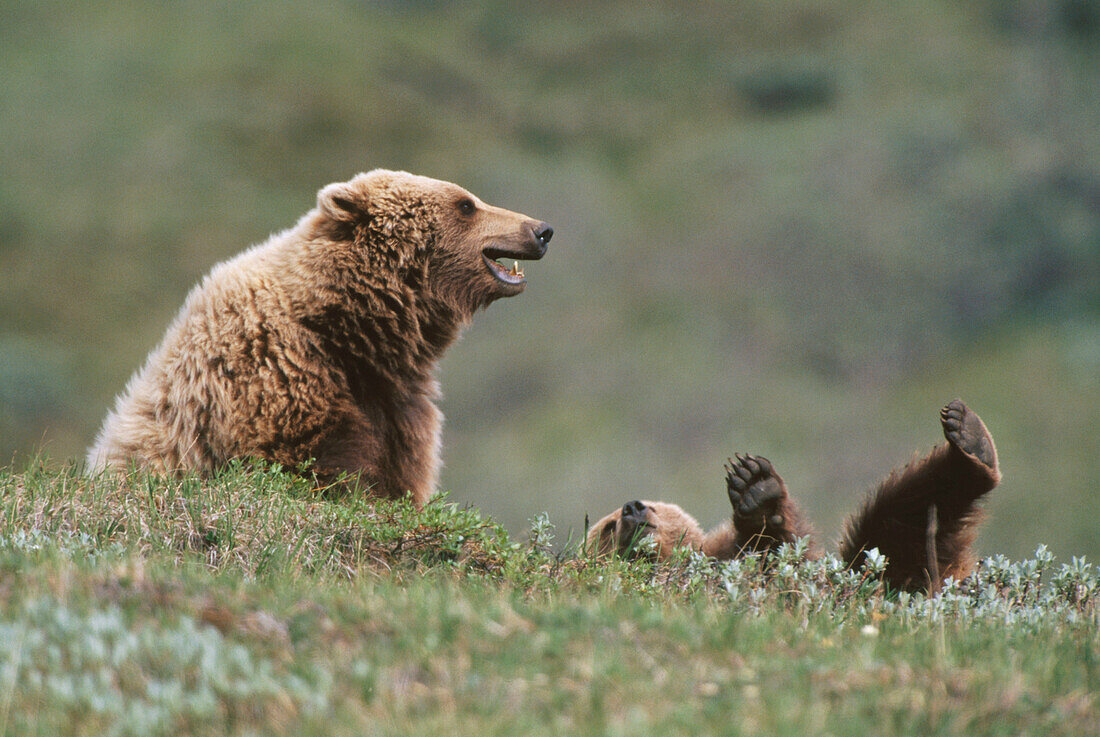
482 246 541 288
483 254 527 285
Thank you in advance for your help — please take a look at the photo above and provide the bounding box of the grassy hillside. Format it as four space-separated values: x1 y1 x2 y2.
1 0 1098 560
1 465 1097 735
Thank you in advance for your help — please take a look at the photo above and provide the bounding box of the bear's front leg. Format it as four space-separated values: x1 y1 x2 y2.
702 454 814 559
727 454 815 554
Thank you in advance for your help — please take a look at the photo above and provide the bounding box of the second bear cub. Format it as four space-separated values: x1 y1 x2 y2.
588 400 1001 593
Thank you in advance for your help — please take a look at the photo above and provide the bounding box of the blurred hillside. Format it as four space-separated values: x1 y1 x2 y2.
1 0 1097 560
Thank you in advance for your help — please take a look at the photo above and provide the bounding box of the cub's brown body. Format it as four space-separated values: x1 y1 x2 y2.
588 400 1000 593
88 170 551 505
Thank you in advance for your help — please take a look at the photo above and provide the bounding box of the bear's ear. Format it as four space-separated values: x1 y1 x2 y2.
317 180 368 223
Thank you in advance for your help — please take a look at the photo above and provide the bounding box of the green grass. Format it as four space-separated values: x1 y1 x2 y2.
0 464 1096 736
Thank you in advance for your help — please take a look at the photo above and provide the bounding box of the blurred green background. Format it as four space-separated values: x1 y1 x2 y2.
1 0 1097 560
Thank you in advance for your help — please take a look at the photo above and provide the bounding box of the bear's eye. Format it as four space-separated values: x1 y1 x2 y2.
457 198 476 216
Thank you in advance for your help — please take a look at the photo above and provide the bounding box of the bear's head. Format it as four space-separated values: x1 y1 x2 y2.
587 500 704 560
315 170 552 316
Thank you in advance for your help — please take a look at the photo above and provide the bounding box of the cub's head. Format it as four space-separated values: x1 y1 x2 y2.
586 500 705 560
316 169 551 315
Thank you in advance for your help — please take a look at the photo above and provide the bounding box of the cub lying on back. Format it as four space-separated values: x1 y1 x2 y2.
87 170 552 506
587 400 1001 593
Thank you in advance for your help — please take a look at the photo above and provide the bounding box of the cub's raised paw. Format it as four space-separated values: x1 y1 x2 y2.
940 399 998 472
725 454 787 527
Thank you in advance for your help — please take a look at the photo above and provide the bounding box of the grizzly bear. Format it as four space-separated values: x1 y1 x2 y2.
87 170 552 505
587 400 1001 593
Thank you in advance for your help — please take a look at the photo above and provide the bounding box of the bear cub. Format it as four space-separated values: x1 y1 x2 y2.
588 400 1001 593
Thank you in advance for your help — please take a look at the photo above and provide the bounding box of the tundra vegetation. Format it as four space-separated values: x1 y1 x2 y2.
0 462 1096 736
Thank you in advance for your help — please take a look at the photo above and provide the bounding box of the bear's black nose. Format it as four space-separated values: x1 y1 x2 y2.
621 500 647 521
534 224 553 247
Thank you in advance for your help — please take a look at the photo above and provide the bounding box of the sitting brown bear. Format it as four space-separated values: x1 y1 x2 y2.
587 400 1001 593
87 170 552 506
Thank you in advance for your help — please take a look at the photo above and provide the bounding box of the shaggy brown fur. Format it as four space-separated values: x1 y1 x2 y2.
838 399 1000 592
586 400 1000 593
87 170 552 506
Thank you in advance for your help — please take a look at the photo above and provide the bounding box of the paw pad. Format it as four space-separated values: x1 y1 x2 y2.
939 399 997 470
725 453 785 523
